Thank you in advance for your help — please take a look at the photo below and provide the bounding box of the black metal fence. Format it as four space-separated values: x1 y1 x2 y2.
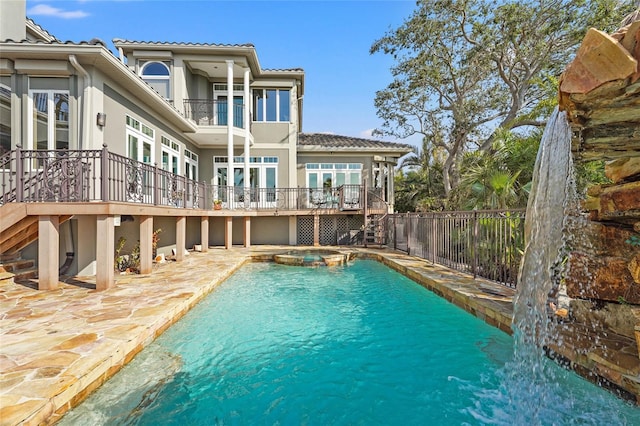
384 210 526 288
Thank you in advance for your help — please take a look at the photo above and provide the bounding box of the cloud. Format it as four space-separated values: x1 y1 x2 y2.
28 4 90 19
360 129 375 138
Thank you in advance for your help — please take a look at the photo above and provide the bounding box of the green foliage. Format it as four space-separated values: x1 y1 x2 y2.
451 129 540 209
574 160 611 196
114 228 162 273
372 0 634 199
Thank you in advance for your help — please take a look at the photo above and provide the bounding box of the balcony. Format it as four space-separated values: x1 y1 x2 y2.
183 99 245 128
0 149 387 214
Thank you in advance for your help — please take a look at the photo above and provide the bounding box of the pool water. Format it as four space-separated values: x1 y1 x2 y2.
59 260 640 425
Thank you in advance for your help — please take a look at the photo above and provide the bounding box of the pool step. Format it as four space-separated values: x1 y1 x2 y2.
0 258 36 286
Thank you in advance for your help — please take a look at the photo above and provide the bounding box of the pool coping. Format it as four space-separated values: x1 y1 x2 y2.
0 246 638 425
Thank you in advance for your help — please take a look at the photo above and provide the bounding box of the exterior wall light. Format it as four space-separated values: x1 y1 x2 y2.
96 113 107 127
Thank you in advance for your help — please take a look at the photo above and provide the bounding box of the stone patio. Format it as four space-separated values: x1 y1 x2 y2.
0 247 637 425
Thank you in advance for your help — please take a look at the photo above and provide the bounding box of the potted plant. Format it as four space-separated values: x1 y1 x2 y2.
213 199 223 210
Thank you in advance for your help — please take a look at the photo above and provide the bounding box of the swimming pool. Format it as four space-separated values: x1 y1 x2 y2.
59 260 639 424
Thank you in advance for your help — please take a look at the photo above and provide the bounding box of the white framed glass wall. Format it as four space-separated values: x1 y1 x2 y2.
213 84 244 127
27 90 70 169
305 163 362 188
213 156 278 206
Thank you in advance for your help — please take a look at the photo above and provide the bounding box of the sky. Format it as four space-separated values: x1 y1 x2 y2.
24 0 422 148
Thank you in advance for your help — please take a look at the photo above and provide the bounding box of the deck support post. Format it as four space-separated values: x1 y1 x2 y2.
243 217 251 248
201 216 209 252
313 214 320 246
96 215 114 290
38 215 59 290
139 215 153 274
176 216 186 262
224 216 233 249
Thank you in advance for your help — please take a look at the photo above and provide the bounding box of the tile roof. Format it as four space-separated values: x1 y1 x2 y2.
298 133 413 153
112 39 255 48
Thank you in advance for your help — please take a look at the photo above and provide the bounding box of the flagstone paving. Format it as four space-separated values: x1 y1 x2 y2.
0 247 637 425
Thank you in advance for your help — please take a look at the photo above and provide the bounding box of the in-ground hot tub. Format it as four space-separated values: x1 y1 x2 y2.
273 249 353 267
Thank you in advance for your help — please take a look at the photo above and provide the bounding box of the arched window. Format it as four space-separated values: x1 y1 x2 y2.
140 61 171 99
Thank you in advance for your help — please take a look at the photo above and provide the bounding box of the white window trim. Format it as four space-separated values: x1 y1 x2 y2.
184 148 198 180
305 162 362 188
252 88 290 122
27 89 70 152
126 115 155 164
160 136 180 175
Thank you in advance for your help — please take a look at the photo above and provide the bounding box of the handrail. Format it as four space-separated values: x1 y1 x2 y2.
0 149 376 213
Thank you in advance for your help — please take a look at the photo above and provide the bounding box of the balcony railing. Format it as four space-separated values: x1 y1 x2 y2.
183 99 245 128
0 148 379 213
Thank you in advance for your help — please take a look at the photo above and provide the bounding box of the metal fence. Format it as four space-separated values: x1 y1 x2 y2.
384 210 526 288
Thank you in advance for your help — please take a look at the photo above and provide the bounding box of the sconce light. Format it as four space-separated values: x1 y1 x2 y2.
96 113 107 127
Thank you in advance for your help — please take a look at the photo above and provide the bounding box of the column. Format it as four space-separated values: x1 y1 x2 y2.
96 215 114 290
224 216 233 249
38 215 59 290
313 215 320 246
243 217 251 248
176 216 186 262
226 60 234 209
139 215 153 274
243 68 250 196
201 216 209 252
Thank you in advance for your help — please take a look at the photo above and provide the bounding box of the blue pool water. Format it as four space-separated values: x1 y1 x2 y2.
60 260 640 425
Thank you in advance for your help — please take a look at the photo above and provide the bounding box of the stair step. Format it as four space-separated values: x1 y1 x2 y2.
0 259 34 273
13 267 37 281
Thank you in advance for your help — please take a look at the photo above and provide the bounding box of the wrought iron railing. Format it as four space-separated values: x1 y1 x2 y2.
0 148 370 213
384 210 526 288
183 99 245 128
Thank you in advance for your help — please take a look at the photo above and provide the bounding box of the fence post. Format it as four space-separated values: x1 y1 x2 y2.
473 210 478 279
101 144 109 202
431 213 436 264
15 145 23 202
406 212 411 255
393 214 397 251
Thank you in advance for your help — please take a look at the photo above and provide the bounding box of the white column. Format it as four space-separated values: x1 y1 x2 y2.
226 60 234 206
243 67 250 192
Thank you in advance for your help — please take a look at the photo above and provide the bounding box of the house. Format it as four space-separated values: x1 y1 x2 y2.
0 0 412 290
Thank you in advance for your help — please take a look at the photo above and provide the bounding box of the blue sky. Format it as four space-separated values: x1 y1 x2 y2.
25 0 421 147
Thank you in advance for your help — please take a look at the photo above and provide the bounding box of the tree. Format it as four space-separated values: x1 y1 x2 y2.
453 129 540 210
371 0 634 197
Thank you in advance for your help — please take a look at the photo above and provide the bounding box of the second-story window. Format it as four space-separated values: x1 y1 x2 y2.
252 89 290 122
140 61 171 100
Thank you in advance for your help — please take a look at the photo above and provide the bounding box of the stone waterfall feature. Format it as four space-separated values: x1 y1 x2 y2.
515 13 640 402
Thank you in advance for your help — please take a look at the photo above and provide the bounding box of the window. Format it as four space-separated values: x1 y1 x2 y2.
306 163 362 188
28 90 69 159
0 84 11 160
140 61 171 100
161 136 179 175
184 149 198 181
126 115 154 164
213 156 278 204
252 89 290 122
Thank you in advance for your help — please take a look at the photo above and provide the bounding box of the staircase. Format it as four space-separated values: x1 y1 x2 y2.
0 254 37 286
0 203 72 259
364 214 387 246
